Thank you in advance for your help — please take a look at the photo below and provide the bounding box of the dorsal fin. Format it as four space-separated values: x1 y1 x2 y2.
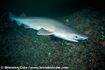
20 12 26 17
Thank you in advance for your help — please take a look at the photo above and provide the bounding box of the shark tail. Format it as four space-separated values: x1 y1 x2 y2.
9 13 23 26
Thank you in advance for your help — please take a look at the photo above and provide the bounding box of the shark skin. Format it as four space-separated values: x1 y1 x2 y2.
9 16 88 42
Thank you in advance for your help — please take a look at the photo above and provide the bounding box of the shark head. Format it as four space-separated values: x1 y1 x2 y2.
67 33 88 42
64 31 89 42
55 31 88 42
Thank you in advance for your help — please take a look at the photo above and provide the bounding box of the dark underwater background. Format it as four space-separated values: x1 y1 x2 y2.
0 0 105 70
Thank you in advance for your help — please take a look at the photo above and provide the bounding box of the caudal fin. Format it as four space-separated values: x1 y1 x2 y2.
9 12 17 21
9 13 24 26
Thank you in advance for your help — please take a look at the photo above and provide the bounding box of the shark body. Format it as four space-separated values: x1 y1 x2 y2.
10 16 88 42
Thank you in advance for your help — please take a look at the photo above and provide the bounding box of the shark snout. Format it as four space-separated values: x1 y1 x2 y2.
79 36 88 41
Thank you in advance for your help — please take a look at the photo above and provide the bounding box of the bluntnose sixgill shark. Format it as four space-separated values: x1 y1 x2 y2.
9 16 88 42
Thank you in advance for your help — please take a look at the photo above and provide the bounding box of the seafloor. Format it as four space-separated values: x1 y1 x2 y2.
0 9 105 70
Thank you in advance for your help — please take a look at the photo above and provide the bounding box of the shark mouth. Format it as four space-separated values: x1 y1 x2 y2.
71 39 79 42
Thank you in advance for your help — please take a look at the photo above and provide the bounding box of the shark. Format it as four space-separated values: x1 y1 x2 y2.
9 16 88 42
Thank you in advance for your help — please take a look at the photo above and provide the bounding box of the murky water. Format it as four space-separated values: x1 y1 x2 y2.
0 0 105 70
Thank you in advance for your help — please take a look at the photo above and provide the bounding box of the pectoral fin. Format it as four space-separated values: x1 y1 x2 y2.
37 28 52 35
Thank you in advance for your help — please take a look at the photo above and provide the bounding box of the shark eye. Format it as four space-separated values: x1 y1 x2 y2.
75 36 78 38
74 36 78 38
